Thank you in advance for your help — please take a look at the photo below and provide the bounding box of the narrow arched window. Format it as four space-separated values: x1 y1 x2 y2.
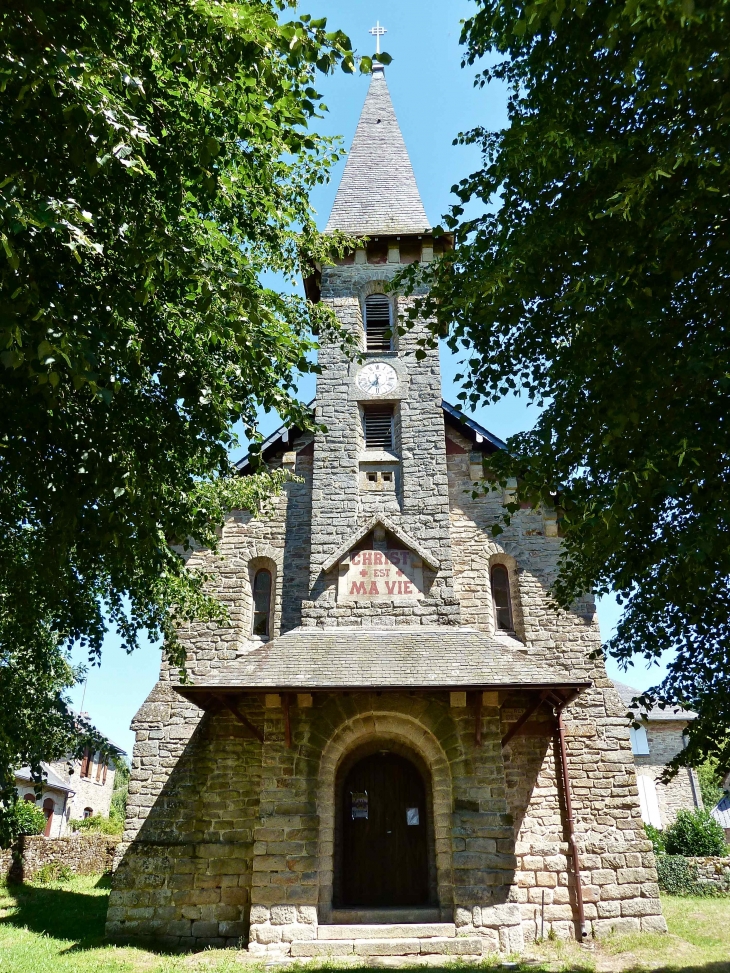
252 568 272 637
491 564 513 632
83 806 93 819
364 294 392 352
23 793 35 803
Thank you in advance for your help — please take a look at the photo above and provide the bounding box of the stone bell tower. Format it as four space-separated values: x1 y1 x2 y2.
304 62 460 628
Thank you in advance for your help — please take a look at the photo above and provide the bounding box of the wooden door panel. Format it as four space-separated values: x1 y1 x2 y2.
342 752 429 907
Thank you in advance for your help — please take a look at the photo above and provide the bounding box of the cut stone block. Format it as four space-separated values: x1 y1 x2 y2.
419 937 483 955
353 938 422 956
319 923 455 940
290 940 355 956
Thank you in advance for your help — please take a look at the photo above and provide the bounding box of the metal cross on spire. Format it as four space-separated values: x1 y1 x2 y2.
369 21 387 55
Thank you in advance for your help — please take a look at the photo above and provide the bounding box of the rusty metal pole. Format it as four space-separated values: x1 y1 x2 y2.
556 705 588 940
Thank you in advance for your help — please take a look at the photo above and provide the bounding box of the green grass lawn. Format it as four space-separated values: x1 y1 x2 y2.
0 876 728 973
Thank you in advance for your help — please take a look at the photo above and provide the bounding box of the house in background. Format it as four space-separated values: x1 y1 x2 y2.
614 680 702 829
15 730 126 837
15 763 75 838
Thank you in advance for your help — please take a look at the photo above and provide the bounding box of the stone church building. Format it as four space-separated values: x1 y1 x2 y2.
107 64 667 956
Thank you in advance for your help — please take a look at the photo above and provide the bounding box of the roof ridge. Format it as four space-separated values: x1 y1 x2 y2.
325 68 429 236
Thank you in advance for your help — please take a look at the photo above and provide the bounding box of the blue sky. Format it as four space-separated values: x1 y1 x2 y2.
68 0 666 756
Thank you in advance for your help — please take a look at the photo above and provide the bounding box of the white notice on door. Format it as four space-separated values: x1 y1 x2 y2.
406 807 419 826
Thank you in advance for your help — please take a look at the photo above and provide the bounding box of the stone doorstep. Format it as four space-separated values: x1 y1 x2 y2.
318 923 456 940
290 937 484 958
330 908 442 924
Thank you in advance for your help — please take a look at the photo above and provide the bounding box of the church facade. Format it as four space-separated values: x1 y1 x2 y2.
106 64 667 956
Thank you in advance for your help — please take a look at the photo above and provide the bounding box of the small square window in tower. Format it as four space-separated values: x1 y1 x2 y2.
364 294 393 352
363 406 394 451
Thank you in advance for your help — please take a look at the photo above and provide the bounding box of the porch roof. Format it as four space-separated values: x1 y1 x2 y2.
173 627 590 700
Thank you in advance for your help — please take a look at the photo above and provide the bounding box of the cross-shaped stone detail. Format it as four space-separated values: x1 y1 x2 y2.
369 21 387 55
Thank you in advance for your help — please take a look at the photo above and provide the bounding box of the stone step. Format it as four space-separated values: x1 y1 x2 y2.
318 923 456 941
330 908 442 925
290 937 483 958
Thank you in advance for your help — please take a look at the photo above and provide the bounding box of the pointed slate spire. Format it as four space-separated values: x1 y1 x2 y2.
325 65 430 236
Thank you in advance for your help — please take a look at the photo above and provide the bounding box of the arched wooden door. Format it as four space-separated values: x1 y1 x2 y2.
341 752 429 907
42 798 54 837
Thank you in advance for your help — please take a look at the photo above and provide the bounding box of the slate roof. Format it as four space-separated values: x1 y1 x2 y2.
613 680 695 721
174 627 589 696
320 514 441 574
325 66 430 237
15 763 74 794
235 400 503 474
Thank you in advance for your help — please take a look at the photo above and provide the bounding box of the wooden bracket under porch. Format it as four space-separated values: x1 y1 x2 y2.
175 680 590 750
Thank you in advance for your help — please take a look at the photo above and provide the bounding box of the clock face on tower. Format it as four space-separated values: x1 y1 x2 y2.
356 361 399 396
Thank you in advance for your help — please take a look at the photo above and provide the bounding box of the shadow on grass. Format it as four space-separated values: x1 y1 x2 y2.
0 875 111 949
0 874 203 957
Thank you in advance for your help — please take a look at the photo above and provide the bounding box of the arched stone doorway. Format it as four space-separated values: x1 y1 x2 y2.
332 740 439 910
316 708 455 922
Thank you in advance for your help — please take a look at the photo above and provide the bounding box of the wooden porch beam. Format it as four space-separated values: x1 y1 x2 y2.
501 691 548 748
213 694 264 743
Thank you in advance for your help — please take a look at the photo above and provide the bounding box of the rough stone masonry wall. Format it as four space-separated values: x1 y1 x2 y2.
114 463 312 861
247 691 524 956
108 454 315 948
107 702 264 949
303 262 460 629
636 723 701 827
688 856 730 889
161 453 313 688
0 834 120 882
447 450 666 941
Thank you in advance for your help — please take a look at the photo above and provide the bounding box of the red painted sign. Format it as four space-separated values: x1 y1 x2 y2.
338 549 423 602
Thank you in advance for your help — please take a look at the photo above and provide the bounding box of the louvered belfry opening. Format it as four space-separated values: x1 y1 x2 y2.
364 294 393 352
363 405 394 450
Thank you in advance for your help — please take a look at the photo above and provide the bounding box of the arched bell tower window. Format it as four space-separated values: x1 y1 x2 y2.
491 564 513 632
252 568 272 637
364 294 393 352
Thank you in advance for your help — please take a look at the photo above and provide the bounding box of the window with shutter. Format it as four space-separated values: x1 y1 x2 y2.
80 748 93 778
363 406 394 450
636 775 662 828
364 295 393 352
490 564 513 631
630 726 650 755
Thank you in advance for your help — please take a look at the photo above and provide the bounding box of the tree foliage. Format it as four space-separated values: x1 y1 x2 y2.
69 814 124 835
400 0 730 775
664 809 727 857
697 757 725 810
109 754 129 823
8 800 47 839
0 0 384 841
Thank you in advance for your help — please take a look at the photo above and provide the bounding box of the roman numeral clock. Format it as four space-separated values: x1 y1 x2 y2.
356 361 399 396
